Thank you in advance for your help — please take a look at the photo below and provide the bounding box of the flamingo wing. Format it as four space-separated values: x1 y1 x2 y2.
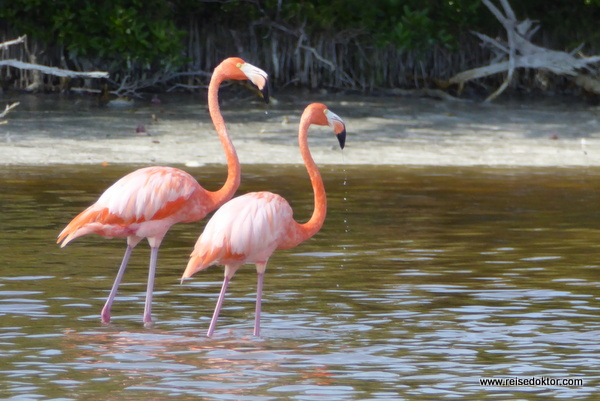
58 166 206 246
96 167 203 222
184 192 293 277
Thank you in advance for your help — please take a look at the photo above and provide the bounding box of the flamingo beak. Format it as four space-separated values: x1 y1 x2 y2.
336 128 346 149
240 63 270 104
326 110 346 149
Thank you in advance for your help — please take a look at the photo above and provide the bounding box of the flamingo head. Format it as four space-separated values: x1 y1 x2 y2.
217 57 270 104
306 103 346 149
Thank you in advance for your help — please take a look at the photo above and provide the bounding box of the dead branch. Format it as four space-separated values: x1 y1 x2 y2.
1 36 108 92
0 59 108 79
0 102 20 119
298 45 336 70
0 102 20 125
0 35 27 51
108 71 176 98
449 0 600 101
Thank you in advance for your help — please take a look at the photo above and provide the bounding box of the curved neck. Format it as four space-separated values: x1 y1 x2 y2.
207 70 241 207
293 115 327 245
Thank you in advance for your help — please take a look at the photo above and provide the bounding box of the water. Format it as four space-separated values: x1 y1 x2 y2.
1 164 599 400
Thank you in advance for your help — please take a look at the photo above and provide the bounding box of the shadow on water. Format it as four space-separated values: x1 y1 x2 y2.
1 164 600 400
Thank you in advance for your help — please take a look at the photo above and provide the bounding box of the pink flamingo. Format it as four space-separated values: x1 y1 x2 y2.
181 103 346 337
57 57 269 325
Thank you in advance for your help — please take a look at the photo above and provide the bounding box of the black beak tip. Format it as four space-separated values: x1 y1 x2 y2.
337 129 346 149
261 85 270 104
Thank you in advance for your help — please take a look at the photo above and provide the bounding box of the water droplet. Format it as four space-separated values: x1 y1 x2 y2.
341 167 350 255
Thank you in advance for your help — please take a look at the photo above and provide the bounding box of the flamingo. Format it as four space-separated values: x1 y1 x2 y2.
57 57 269 326
181 103 346 337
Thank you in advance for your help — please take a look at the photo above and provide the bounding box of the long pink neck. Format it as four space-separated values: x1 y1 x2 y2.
291 114 327 245
207 70 241 208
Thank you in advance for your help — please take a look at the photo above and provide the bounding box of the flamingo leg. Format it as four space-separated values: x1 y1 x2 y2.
207 275 231 337
254 271 265 337
101 244 133 324
142 246 159 326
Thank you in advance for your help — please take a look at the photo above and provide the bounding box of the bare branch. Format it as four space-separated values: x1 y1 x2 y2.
471 31 509 54
0 102 20 119
499 0 517 21
449 61 512 84
0 59 108 79
0 35 27 51
450 0 600 101
0 102 20 125
298 45 336 70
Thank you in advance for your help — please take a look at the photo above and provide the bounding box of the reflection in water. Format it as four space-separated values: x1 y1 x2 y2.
1 165 600 400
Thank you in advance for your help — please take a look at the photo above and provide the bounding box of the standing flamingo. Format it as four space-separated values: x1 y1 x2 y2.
57 57 269 326
181 103 346 337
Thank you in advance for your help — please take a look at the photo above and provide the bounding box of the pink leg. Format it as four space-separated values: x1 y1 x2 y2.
207 275 231 337
101 245 133 324
142 246 159 326
254 272 264 337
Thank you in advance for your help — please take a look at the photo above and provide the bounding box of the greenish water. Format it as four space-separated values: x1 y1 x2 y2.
1 164 599 400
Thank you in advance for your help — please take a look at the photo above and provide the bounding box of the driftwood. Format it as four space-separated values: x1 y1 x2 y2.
0 102 19 118
0 102 20 125
0 35 108 92
0 35 26 51
449 0 600 101
0 59 109 80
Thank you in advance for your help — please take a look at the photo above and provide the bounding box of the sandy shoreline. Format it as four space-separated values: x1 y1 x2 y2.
1 93 600 167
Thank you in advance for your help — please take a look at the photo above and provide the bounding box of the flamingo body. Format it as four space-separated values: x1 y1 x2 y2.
58 57 269 325
187 192 293 275
58 166 212 246
182 103 346 337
